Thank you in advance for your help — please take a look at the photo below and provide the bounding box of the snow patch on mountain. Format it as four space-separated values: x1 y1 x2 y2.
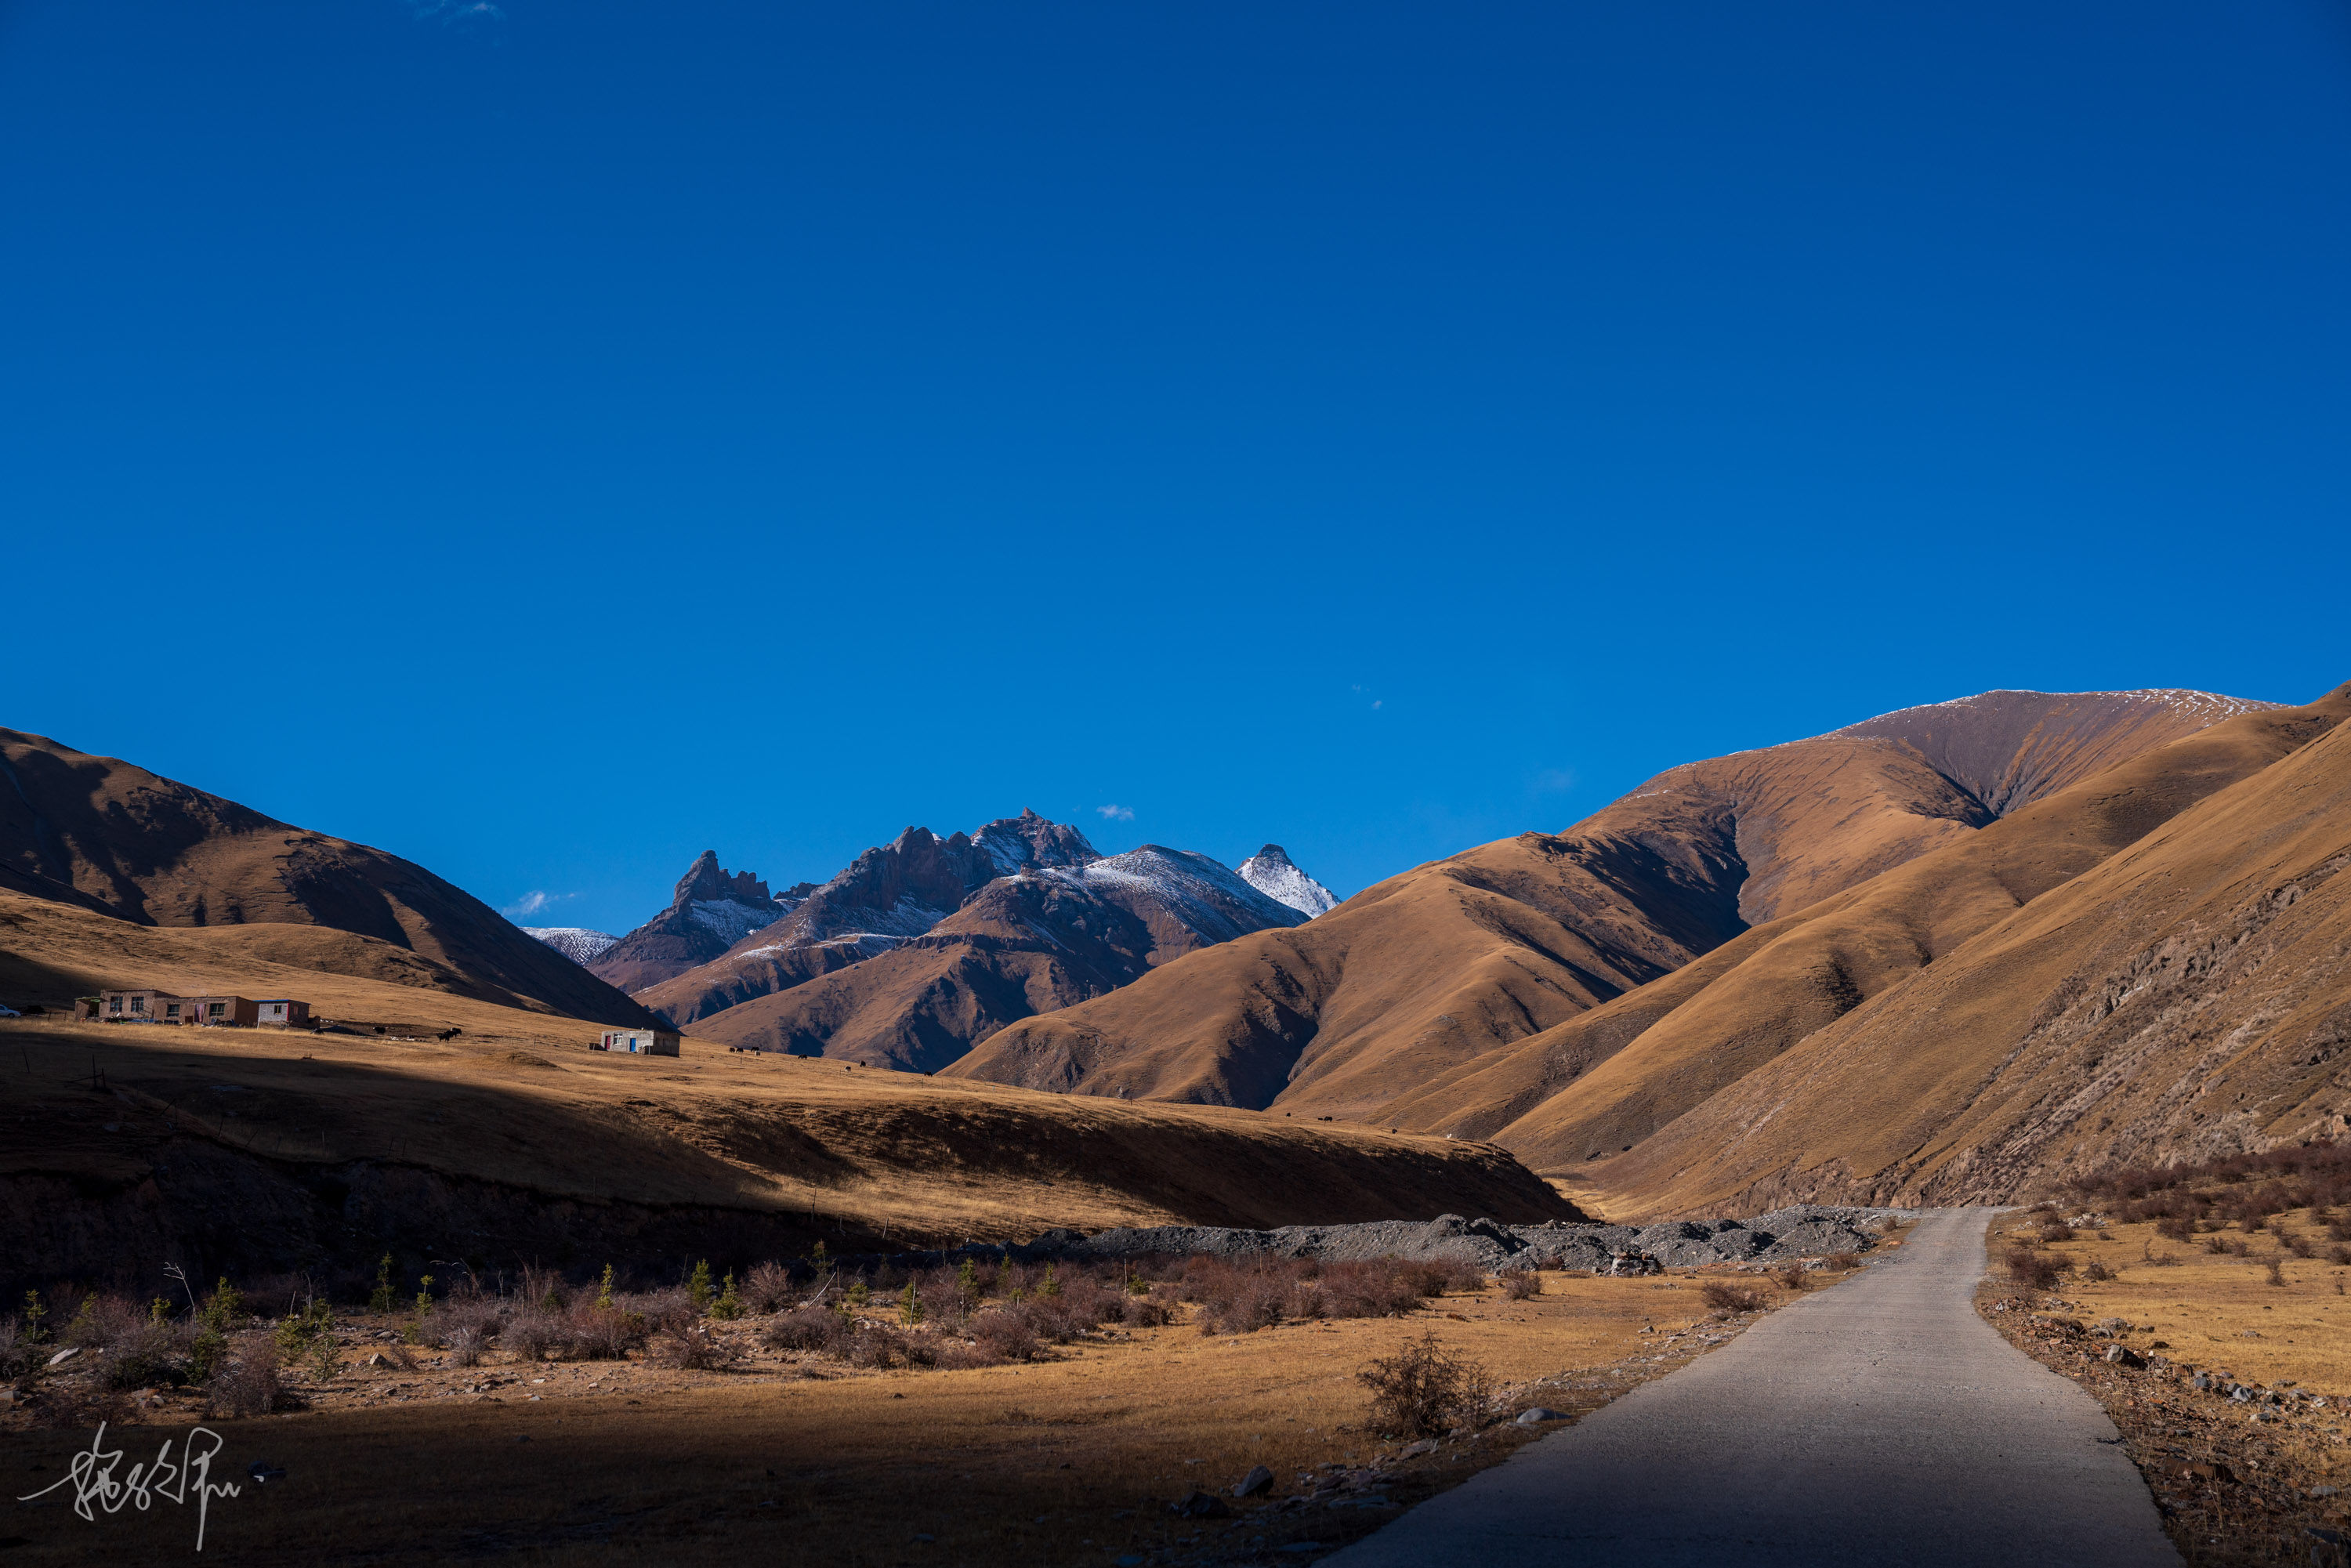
1041 847 1306 943
1236 845 1340 918
687 899 788 946
526 927 621 965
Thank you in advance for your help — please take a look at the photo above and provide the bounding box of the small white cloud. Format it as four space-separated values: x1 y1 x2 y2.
1372 700 1382 710
505 890 571 918
1095 804 1135 822
1532 768 1578 794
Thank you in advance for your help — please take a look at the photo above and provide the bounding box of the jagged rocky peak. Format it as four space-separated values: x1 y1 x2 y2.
974 808 1099 876
675 849 773 907
1237 844 1340 919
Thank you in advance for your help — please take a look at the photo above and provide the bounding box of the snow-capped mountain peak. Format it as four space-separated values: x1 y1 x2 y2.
527 927 621 965
1236 844 1339 918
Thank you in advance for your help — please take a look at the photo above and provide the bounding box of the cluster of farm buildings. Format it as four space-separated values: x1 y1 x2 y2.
78 988 311 1028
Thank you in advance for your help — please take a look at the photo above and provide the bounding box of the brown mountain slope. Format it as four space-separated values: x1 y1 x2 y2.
1413 690 2347 1170
0 728 654 1025
1584 680 2351 1215
948 690 2269 1117
585 851 800 993
662 848 1308 1070
0 889 1577 1295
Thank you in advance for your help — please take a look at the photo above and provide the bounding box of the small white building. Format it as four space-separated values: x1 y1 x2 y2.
594 1027 680 1056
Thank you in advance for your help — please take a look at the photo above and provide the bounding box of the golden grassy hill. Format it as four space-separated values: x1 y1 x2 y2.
0 726 651 1025
1390 689 2349 1166
0 890 1575 1297
948 690 2265 1118
1583 681 2351 1213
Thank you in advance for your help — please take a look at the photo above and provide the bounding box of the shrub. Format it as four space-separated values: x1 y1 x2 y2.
763 1305 848 1354
446 1325 489 1368
2006 1248 2061 1291
845 1324 909 1369
1776 1262 1811 1291
1826 1251 1863 1272
687 1261 715 1314
649 1324 738 1371
2081 1259 2117 1283
501 1308 561 1362
1120 1290 1175 1328
2038 1220 2074 1244
1699 1281 1768 1314
1500 1268 1543 1301
368 1255 397 1315
743 1261 794 1314
2201 1234 2230 1255
965 1309 1040 1363
2331 1246 2351 1268
64 1294 144 1350
2285 1232 2315 1258
1357 1333 1496 1439
1441 1259 1487 1295
100 1322 189 1390
205 1339 284 1419
2156 1216 2196 1243
566 1301 650 1360
2266 1255 2288 1287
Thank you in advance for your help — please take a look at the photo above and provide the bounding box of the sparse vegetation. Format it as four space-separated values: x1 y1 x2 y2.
1500 1266 1542 1300
1357 1331 1498 1438
1698 1281 1768 1315
2006 1247 2062 1291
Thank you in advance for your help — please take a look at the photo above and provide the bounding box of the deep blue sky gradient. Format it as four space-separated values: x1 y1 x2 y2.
5 2 2349 933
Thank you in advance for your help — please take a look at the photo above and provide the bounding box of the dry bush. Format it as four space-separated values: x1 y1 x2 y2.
1317 1261 1431 1320
1500 1268 1543 1300
648 1324 739 1371
2005 1248 2062 1291
1699 1281 1768 1315
500 1308 560 1362
1826 1251 1862 1272
2284 1231 2316 1258
1119 1289 1175 1328
846 1324 910 1369
2266 1255 2288 1287
1440 1259 1487 1295
743 1261 795 1314
928 1339 1004 1371
205 1339 284 1419
1357 1332 1496 1439
2081 1259 2117 1283
2201 1234 2231 1255
518 1264 570 1312
965 1309 1040 1363
63 1293 145 1350
763 1306 849 1353
1776 1262 1812 1291
101 1322 189 1389
2156 1215 2197 1242
566 1302 651 1360
0 1318 33 1381
446 1325 489 1367
2038 1220 2075 1244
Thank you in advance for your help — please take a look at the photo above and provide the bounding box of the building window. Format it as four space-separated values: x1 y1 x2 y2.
108 997 122 1014
131 996 147 1013
208 1003 225 1018
165 1003 179 1018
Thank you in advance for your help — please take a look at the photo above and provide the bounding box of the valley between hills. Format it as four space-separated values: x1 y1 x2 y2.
5 680 2349 1289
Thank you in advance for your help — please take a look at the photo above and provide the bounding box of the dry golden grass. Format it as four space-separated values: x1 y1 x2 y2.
1 1269 1768 1566
1980 1211 2351 1566
2001 1212 2351 1399
0 1009 1568 1251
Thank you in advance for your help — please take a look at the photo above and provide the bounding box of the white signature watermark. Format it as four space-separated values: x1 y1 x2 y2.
16 1422 242 1552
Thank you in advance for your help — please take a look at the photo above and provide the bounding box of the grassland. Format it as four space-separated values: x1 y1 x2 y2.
0 1262 1836 1566
1978 1208 2351 1566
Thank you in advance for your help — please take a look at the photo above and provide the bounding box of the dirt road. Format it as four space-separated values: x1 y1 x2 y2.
1328 1208 2177 1566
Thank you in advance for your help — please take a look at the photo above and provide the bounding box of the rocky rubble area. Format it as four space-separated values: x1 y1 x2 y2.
1022 1204 1910 1274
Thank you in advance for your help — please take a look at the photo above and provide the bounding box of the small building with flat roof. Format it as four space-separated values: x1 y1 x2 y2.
255 999 312 1028
594 1027 680 1056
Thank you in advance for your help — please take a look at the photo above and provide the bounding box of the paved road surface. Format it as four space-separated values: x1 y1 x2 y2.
1327 1208 2177 1567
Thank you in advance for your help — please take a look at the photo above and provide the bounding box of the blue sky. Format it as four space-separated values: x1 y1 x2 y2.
5 2 2348 936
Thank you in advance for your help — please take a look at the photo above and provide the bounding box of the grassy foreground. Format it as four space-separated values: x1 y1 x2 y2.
0 1262 1835 1566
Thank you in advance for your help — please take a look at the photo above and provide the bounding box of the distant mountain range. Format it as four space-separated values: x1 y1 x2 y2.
533 811 1325 1071
523 927 619 965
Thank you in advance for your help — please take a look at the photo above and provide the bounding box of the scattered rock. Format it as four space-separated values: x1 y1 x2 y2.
2101 1344 2144 1368
1233 1465 1274 1498
44 1348 80 1369
1399 1439 1438 1459
1170 1491 1230 1519
1516 1407 1567 1425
